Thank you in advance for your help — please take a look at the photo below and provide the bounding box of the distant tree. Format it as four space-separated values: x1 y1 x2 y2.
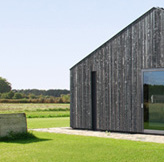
1 93 9 99
0 91 14 99
7 91 15 99
13 89 70 97
13 93 23 99
61 94 70 103
0 77 11 93
28 93 37 99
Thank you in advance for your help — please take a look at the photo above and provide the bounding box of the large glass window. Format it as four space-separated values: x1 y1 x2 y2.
143 70 164 131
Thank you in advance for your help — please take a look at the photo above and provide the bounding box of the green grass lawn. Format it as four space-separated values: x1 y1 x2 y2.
27 117 70 129
1 103 164 161
26 111 70 118
1 131 164 162
0 110 70 118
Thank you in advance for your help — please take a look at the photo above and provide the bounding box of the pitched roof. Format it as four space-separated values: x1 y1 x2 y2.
70 7 164 70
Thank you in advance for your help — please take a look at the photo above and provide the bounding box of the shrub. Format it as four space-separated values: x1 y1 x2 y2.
13 93 23 99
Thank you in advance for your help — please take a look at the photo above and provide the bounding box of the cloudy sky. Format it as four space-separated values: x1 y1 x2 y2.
1 0 164 90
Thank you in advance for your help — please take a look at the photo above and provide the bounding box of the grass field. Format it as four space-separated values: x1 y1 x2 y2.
26 111 69 118
1 131 164 162
1 103 164 161
0 103 70 111
0 103 70 118
27 117 70 129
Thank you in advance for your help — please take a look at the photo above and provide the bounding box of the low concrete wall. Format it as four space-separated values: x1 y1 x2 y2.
0 113 27 137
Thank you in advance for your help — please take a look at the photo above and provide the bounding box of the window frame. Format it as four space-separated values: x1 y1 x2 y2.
141 68 164 134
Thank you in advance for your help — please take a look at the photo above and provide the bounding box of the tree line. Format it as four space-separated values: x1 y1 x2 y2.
0 76 70 103
13 89 70 97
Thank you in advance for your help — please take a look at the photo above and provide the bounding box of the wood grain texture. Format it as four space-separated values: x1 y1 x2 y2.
70 8 164 133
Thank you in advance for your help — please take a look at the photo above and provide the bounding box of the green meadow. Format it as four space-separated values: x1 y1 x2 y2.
1 103 164 162
1 131 164 162
27 117 70 129
0 103 70 111
0 103 70 118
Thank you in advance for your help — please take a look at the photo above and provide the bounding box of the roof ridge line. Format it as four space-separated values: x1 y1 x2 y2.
70 7 162 70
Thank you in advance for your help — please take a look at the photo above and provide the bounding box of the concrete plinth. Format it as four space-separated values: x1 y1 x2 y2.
0 113 27 137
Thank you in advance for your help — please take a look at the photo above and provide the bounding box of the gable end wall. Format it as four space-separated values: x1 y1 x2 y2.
70 8 164 133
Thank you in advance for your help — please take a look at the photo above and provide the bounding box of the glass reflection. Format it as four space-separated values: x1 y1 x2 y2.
144 71 164 130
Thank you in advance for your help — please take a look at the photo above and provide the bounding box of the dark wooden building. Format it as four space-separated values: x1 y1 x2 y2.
70 7 164 134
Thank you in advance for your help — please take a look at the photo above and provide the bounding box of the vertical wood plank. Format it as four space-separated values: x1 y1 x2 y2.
70 8 164 133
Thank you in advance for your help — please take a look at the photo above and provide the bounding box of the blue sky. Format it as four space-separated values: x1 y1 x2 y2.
1 0 164 90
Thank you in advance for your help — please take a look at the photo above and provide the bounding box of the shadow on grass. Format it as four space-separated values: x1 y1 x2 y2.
0 131 52 144
1 138 52 144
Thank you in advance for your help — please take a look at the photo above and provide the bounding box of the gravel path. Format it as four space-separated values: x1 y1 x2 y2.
31 127 164 144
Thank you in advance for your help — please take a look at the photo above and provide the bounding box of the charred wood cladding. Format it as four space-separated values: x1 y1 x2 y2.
70 8 164 134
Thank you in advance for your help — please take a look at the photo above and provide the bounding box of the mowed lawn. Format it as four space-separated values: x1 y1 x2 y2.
27 117 70 129
1 131 164 162
1 103 164 161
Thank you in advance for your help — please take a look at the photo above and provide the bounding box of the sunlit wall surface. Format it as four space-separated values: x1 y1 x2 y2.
143 70 164 130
